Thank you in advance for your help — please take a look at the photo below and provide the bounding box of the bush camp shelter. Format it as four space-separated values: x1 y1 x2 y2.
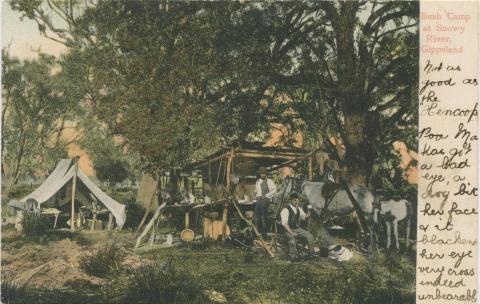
184 141 311 200
8 158 126 231
169 142 312 241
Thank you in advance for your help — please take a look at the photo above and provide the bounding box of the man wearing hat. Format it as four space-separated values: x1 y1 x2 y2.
253 166 277 237
280 192 315 260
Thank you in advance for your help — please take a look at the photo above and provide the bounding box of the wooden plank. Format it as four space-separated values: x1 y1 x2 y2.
231 198 274 257
135 203 167 249
191 198 229 209
267 148 327 173
236 151 303 160
135 187 158 233
190 151 231 170
221 203 228 241
203 217 230 240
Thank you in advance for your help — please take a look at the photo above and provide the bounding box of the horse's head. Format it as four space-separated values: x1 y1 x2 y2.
273 176 305 205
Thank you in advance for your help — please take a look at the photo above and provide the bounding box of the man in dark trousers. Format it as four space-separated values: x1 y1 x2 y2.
253 167 276 238
280 192 315 260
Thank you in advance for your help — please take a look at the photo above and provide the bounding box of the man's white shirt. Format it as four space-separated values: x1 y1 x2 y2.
255 178 277 199
280 204 307 228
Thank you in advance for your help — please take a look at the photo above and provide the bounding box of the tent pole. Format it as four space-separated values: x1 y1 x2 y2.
71 157 79 232
108 212 113 231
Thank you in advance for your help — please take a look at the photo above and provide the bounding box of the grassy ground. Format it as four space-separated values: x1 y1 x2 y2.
2 183 415 304
2 229 415 304
138 242 415 304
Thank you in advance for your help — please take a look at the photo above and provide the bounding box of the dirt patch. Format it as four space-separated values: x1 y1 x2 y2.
1 232 143 290
2 238 102 289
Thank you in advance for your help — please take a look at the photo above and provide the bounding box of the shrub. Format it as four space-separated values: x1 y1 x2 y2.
1 272 26 304
123 199 146 230
79 242 126 277
116 260 208 304
21 211 49 239
333 254 415 303
7 185 37 200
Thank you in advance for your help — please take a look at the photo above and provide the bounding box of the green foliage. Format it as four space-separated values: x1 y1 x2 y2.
1 238 415 304
5 184 36 200
1 49 82 196
138 245 415 304
331 254 415 304
79 242 126 278
21 212 49 239
78 119 140 185
107 260 209 304
122 199 146 231
94 159 130 185
1 272 27 304
10 0 419 181
370 149 417 201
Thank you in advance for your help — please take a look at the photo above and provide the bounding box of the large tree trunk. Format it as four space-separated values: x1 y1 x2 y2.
5 128 27 198
333 2 371 186
344 112 371 186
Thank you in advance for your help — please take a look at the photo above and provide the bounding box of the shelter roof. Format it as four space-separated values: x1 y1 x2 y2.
184 141 308 178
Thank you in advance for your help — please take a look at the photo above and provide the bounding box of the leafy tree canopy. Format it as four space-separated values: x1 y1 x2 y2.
10 0 419 188
2 49 83 196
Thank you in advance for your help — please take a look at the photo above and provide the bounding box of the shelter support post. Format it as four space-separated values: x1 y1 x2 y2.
70 157 79 232
226 148 234 192
222 203 228 242
185 210 190 229
108 212 113 231
308 155 313 181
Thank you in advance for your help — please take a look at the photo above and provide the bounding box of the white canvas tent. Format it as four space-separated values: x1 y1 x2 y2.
16 159 126 229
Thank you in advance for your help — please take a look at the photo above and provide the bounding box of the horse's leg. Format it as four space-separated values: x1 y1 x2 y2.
406 215 411 248
405 201 411 247
393 220 400 249
386 221 392 249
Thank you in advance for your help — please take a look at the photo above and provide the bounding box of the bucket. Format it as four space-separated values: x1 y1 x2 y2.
181 229 195 242
166 234 173 245
319 246 329 257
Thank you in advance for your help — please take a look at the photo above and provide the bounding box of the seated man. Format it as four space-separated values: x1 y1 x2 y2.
280 192 315 260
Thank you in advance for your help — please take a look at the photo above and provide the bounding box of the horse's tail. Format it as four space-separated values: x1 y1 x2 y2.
405 200 412 246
